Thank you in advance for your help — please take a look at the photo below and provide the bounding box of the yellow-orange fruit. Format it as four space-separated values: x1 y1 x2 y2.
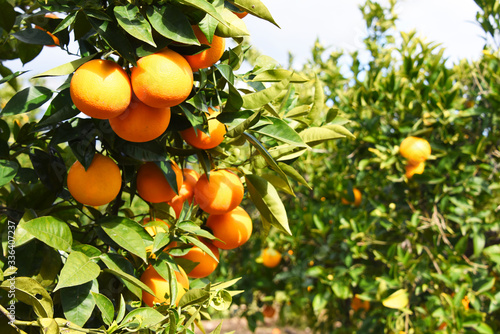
351 295 370 312
180 108 226 150
168 169 200 218
67 153 121 206
233 11 248 18
140 265 189 307
262 305 276 318
177 240 219 278
399 136 431 164
405 161 425 178
262 248 281 268
194 169 244 215
184 26 226 71
341 188 362 207
131 48 193 108
35 14 60 47
136 161 183 203
70 59 132 119
109 96 171 143
206 206 252 250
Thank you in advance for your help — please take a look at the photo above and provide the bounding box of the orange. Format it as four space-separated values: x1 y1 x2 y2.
177 240 219 278
70 59 132 119
462 296 470 310
399 136 431 164
206 206 252 250
262 305 276 318
262 248 281 268
194 169 244 214
180 107 226 150
405 161 425 178
140 265 189 307
233 11 248 18
341 188 362 207
35 14 60 47
136 161 183 203
109 95 171 143
351 295 370 312
131 48 193 108
168 168 200 218
184 26 226 71
67 153 122 206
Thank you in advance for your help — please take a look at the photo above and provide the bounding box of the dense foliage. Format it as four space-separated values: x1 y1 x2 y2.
0 0 350 333
222 0 500 333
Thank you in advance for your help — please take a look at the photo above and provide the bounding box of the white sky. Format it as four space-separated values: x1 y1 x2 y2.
4 0 486 83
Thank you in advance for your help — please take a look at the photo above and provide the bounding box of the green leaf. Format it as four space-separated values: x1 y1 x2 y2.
91 292 114 326
146 4 198 45
0 277 54 318
87 17 136 65
120 307 165 328
245 174 291 235
242 77 290 110
251 117 308 147
177 0 226 24
308 74 324 125
323 124 355 139
54 251 101 291
299 126 346 147
114 4 156 47
33 54 97 78
12 28 56 45
178 288 211 308
0 159 19 186
38 318 59 334
99 253 143 298
215 7 249 37
244 132 293 194
1 86 53 116
230 0 279 27
251 69 308 83
102 268 155 297
19 216 72 252
100 218 148 263
60 280 97 327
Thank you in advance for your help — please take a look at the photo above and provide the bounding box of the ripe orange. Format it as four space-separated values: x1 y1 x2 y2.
168 168 200 218
399 136 431 164
405 161 425 178
35 14 60 47
70 59 132 119
131 48 193 108
262 248 281 268
109 96 171 143
180 107 227 150
194 169 244 214
67 153 122 206
177 240 219 278
206 206 252 250
136 161 183 203
351 295 370 312
184 26 226 71
262 305 276 318
233 11 248 18
140 265 189 307
341 188 362 207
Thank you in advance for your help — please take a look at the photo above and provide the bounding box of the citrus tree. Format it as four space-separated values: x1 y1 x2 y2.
0 0 350 333
221 0 500 333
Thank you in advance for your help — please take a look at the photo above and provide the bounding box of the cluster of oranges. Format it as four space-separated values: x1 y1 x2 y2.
64 23 258 308
399 136 432 178
136 166 253 306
